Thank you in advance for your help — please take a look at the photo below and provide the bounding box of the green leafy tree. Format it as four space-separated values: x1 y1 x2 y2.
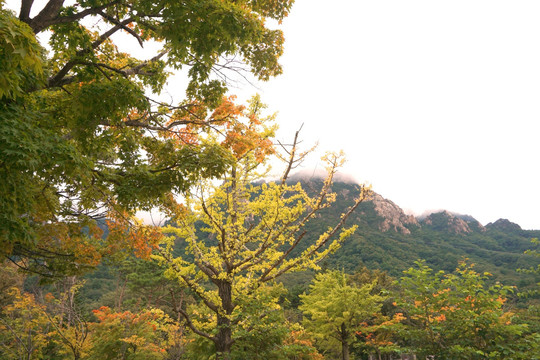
156 104 370 358
1 0 294 276
396 260 529 359
182 283 316 360
299 270 386 360
519 238 540 296
514 304 540 359
348 267 401 360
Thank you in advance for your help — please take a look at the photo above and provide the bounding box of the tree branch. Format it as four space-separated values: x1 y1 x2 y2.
19 0 34 22
97 10 143 47
47 18 135 88
261 189 368 282
281 125 302 184
156 248 220 314
28 0 64 33
258 230 306 281
177 307 216 342
47 49 167 89
28 0 122 32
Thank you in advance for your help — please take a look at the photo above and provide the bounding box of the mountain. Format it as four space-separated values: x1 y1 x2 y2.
486 218 523 233
296 180 539 292
82 179 539 309
369 193 418 234
421 210 485 234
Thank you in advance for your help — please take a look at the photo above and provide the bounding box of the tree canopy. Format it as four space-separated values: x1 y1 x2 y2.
1 0 294 276
396 260 529 359
156 103 371 357
299 270 386 360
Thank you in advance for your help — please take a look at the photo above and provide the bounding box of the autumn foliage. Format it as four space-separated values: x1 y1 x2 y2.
395 261 528 359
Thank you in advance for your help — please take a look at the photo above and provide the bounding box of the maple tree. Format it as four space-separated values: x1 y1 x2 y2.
0 0 294 276
88 306 180 360
395 260 528 359
155 100 371 359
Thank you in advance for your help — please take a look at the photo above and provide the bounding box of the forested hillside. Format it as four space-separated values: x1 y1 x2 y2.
2 179 539 359
316 181 539 289
1 0 539 358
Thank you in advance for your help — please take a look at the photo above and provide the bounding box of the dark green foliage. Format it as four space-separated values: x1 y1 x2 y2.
1 0 293 278
293 181 539 295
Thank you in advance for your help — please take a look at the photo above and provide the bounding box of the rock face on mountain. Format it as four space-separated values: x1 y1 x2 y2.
283 180 538 288
370 193 419 234
486 218 522 233
422 211 474 235
299 178 517 239
455 214 486 233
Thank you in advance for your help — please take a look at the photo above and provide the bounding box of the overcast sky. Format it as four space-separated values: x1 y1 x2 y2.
9 0 540 229
237 0 540 229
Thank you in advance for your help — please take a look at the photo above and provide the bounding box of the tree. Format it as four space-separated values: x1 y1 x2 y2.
182 282 315 360
41 278 92 360
396 260 528 359
155 102 371 359
348 267 401 360
299 270 386 360
0 288 51 360
1 0 294 276
88 306 180 360
518 238 540 296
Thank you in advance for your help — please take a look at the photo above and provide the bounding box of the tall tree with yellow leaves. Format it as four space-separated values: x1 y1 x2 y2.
156 98 371 359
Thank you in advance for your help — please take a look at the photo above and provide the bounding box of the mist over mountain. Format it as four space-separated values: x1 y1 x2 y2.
286 169 360 184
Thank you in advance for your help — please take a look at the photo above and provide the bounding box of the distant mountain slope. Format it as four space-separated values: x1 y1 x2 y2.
295 180 539 290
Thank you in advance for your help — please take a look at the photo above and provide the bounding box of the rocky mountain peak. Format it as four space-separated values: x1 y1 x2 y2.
370 193 419 234
486 218 522 233
422 211 474 235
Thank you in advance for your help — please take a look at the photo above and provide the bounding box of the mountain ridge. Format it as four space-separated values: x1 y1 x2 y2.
287 172 532 232
293 180 540 291
368 190 531 233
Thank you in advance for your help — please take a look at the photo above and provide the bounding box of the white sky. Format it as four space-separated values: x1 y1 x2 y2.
8 0 540 229
242 0 540 229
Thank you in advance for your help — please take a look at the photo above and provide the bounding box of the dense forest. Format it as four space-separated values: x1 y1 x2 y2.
1 0 539 359
2 207 540 359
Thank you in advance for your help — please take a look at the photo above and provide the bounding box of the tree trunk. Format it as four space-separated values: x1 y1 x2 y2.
215 280 234 360
342 339 350 360
115 276 127 311
341 322 350 360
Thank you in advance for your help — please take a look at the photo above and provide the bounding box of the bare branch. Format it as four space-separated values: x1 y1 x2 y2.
280 124 302 184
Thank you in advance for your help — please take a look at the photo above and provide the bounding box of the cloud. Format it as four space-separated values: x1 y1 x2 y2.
287 169 360 184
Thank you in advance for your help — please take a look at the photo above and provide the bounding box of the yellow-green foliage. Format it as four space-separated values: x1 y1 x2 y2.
156 112 370 356
299 270 386 359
